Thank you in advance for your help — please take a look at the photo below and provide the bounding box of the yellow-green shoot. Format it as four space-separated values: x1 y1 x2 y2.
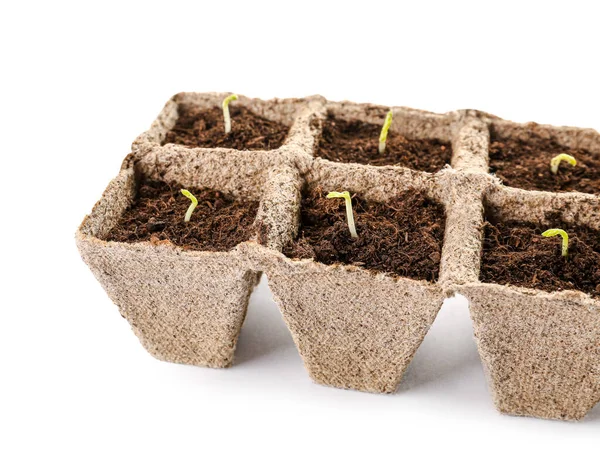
550 153 577 175
326 191 358 238
181 189 198 222
542 228 569 257
222 94 239 134
378 110 393 154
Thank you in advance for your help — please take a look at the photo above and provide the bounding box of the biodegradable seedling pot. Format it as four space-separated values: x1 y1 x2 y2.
77 92 599 420
131 92 321 159
488 119 600 194
76 141 308 367
312 101 454 172
458 188 600 421
249 159 488 393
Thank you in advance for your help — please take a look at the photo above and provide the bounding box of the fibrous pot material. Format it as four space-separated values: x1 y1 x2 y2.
77 93 600 420
248 160 453 394
76 161 262 368
461 284 600 420
457 185 600 420
266 254 444 393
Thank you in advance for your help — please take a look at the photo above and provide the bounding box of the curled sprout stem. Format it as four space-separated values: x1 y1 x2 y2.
222 94 239 134
378 110 393 154
181 189 198 222
542 228 569 257
326 191 358 238
550 153 577 175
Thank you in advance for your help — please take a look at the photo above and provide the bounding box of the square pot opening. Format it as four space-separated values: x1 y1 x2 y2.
282 171 446 283
140 92 309 152
104 178 260 253
85 151 276 254
312 102 453 173
481 194 600 299
488 122 600 194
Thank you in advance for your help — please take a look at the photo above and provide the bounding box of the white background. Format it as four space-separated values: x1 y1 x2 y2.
1 1 599 451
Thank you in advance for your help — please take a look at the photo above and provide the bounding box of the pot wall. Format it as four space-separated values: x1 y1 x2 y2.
261 250 444 393
461 283 600 420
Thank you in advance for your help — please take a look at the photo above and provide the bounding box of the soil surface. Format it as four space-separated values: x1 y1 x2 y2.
284 187 445 281
163 104 289 150
315 113 452 172
489 130 600 194
481 216 600 297
106 180 258 252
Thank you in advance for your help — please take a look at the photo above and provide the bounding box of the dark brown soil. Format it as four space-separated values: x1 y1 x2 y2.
480 216 600 297
284 187 445 281
489 129 600 194
162 104 289 150
315 112 452 172
105 180 258 252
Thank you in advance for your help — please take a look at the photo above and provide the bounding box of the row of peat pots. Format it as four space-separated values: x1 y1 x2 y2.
77 93 600 422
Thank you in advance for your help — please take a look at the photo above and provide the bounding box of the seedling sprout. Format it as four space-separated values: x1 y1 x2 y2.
326 191 358 238
181 189 198 222
542 228 569 257
550 153 577 175
222 94 239 134
378 110 393 154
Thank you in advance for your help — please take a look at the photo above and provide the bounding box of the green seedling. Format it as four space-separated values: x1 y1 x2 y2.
550 153 577 175
378 110 393 154
181 189 198 222
222 94 239 134
542 228 569 257
326 191 358 238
